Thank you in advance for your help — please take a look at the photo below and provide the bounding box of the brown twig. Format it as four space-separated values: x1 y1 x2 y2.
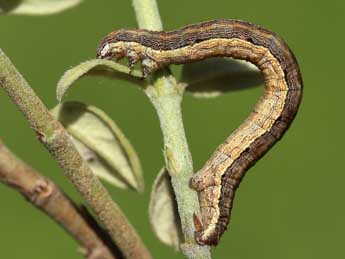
0 49 151 259
0 139 116 259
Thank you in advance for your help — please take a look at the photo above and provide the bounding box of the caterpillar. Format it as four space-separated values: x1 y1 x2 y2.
97 19 303 246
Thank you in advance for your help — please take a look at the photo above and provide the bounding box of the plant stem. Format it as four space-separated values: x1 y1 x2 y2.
145 75 211 259
132 0 162 30
0 139 116 259
0 49 151 259
131 1 211 257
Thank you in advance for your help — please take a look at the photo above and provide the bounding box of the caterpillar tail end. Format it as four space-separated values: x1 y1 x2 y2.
193 213 221 246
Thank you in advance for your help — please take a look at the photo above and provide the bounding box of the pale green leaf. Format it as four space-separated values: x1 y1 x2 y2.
0 0 82 15
181 57 263 98
51 101 144 192
71 138 128 189
149 168 182 250
56 59 144 102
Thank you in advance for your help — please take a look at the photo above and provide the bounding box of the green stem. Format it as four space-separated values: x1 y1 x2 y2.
145 75 211 259
0 49 151 259
132 0 162 30
132 1 211 257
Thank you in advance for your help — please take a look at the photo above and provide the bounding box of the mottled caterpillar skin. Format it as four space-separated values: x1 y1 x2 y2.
97 19 303 246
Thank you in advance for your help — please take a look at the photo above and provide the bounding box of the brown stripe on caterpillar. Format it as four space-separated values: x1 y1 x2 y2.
97 19 303 246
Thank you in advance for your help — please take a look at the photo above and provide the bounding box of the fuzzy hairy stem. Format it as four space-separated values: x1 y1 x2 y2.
0 49 151 259
0 139 116 259
132 1 211 257
132 0 162 30
145 75 211 259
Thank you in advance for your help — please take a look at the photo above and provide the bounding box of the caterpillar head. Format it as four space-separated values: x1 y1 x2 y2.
97 31 159 77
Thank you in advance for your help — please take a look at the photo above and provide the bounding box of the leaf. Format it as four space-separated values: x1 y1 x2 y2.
71 138 129 189
181 57 263 98
0 0 82 15
56 59 144 102
51 101 144 192
149 168 182 250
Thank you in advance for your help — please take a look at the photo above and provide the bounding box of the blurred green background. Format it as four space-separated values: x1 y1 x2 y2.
0 0 344 258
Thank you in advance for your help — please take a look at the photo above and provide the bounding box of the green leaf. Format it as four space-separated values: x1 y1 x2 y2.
70 138 129 189
56 59 144 102
51 101 144 192
181 57 263 98
149 168 182 250
0 0 82 15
